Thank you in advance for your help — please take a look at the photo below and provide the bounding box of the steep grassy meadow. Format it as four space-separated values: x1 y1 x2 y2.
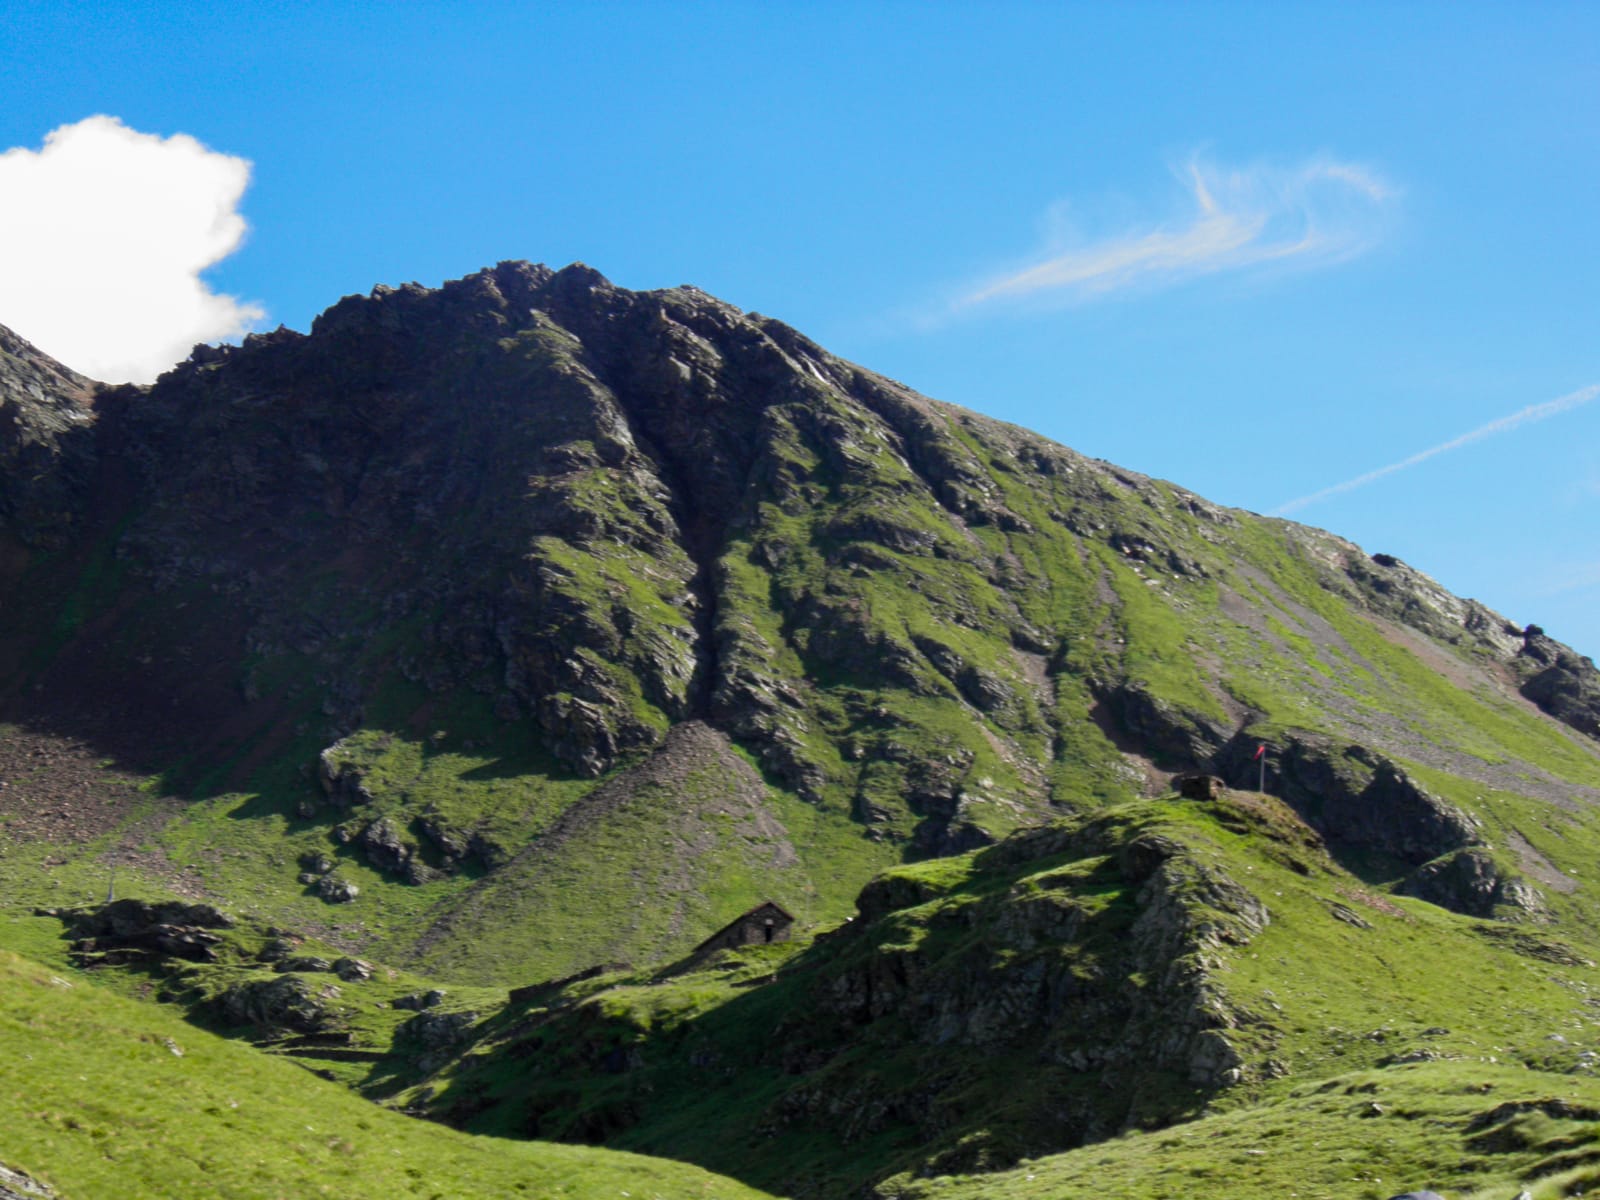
2 263 1600 1197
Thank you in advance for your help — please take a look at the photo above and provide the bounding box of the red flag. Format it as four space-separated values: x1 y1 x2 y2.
1253 743 1266 761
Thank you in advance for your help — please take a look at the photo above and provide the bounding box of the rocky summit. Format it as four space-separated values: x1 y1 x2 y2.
4 264 1600 1200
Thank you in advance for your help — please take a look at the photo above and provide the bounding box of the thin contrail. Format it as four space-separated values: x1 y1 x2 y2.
1274 384 1600 516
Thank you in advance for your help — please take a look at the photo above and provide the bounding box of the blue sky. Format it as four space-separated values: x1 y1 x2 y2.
2 2 1597 657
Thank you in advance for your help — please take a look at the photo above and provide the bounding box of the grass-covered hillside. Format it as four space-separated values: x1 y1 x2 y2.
354 786 1600 1198
0 944 773 1200
1 263 1597 989
12 779 1600 1199
891 1059 1600 1200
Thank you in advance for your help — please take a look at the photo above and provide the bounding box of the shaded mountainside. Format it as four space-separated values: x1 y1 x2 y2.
1 261 1599 991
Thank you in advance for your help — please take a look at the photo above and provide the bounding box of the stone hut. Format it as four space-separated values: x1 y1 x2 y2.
1173 773 1227 801
693 901 795 956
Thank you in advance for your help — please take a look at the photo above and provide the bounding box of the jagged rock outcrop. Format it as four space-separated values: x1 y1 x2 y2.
217 974 339 1034
1096 680 1230 765
0 1163 56 1200
1517 626 1600 739
1328 547 1600 745
773 813 1269 1159
1247 738 1480 867
1401 847 1550 922
0 324 96 550
316 741 375 806
65 899 235 964
420 797 1292 1189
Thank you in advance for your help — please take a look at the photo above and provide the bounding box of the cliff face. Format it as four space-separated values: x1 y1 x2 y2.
2 262 1599 982
0 324 95 553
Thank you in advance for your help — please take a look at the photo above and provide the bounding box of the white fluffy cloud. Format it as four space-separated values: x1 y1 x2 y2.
0 115 264 384
953 155 1397 312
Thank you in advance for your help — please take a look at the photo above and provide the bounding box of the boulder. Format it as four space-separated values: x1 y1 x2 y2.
357 816 413 875
316 741 375 805
398 1008 479 1051
314 875 359 903
219 975 335 1034
273 956 333 974
392 989 446 1011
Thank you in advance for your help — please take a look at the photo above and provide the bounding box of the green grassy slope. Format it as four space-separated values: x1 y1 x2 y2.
384 786 1600 1198
0 946 776 1200
889 1060 1600 1200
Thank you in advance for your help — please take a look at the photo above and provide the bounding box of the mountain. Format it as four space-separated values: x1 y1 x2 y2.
3 263 1600 1199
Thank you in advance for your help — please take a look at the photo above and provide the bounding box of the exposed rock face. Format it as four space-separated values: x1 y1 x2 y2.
761 816 1273 1174
1401 847 1550 922
1257 739 1480 868
66 899 235 964
333 956 373 982
1333 550 1600 745
1517 626 1600 740
0 324 96 550
427 799 1287 1187
314 875 359 903
392 989 446 1011
2 262 1597 987
0 1162 56 1200
1096 680 1229 765
356 815 428 882
398 1007 478 1050
218 974 337 1034
317 741 375 806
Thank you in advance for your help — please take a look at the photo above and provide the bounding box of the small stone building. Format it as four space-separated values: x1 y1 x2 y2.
693 901 795 956
1173 772 1227 801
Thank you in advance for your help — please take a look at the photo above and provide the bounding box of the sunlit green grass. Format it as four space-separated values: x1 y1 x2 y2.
0 947 777 1200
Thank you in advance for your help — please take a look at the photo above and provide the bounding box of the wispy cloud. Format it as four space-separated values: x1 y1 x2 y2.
1275 384 1600 516
0 115 263 383
1535 562 1600 599
949 154 1396 313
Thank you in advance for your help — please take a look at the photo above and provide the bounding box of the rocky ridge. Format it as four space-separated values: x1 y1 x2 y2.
0 324 95 553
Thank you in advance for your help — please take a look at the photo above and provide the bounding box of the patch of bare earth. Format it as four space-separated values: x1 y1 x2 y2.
1506 828 1580 895
0 725 176 844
